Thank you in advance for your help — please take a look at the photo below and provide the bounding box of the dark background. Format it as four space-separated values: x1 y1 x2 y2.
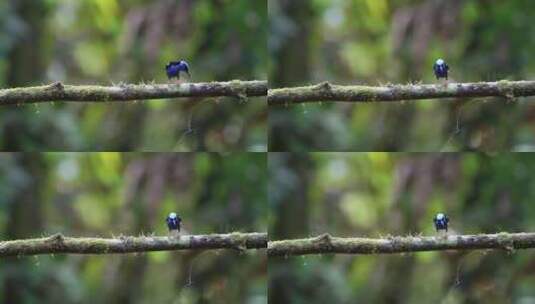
0 153 267 303
0 0 267 151
269 152 535 303
269 0 535 151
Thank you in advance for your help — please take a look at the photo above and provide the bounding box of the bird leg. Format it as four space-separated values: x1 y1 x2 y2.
168 230 181 238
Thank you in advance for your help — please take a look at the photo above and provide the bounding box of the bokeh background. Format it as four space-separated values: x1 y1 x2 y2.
0 0 267 151
269 0 535 151
0 153 267 303
269 152 535 303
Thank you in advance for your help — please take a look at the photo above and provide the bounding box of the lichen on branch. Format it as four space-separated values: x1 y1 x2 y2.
267 232 535 256
0 232 267 257
0 80 267 105
268 80 535 105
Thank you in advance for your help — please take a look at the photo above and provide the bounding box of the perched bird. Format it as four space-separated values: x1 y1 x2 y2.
165 60 190 81
433 213 449 233
433 58 449 80
166 212 182 237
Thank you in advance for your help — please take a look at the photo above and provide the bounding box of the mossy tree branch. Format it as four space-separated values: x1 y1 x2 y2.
0 232 267 257
268 80 535 105
7 232 534 257
0 80 267 105
267 232 535 256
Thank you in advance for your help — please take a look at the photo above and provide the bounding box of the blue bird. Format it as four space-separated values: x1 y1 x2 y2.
165 60 190 80
166 212 182 237
433 213 449 232
433 58 449 80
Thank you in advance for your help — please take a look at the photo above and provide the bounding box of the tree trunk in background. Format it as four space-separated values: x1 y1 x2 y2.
3 0 50 149
271 153 311 239
3 0 49 299
270 0 315 87
268 0 316 148
4 154 46 303
6 0 48 86
269 153 313 303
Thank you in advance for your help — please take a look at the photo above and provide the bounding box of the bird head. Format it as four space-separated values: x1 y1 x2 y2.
434 212 449 225
435 212 448 222
178 60 190 76
166 212 182 230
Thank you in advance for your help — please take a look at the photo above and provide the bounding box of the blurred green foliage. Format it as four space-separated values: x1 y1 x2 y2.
0 0 267 151
269 152 535 303
0 153 267 303
269 0 535 151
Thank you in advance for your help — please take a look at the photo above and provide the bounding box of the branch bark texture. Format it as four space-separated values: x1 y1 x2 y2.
0 232 267 257
268 232 535 256
0 80 267 105
268 80 535 105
